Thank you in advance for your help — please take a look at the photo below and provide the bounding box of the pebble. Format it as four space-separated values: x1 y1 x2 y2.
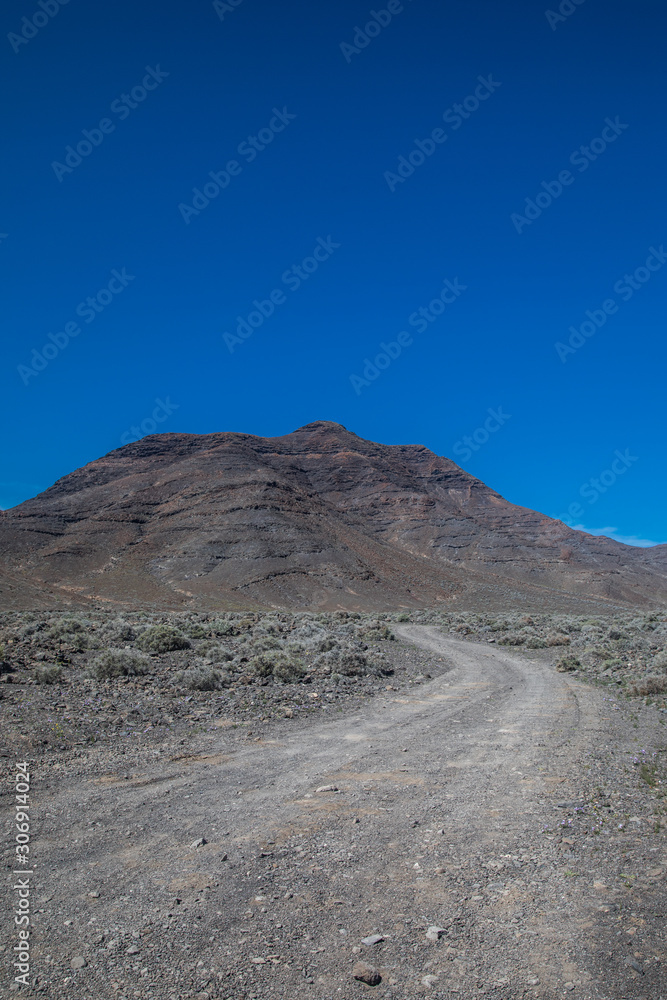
126 945 140 955
87 890 100 898
70 956 87 970
190 837 207 848
425 926 446 942
315 785 338 793
361 934 384 946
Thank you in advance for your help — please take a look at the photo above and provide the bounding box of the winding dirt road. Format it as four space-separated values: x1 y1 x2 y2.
21 628 665 999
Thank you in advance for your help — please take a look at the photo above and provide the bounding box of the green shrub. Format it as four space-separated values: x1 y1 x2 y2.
271 652 307 683
200 643 233 663
34 665 63 685
47 619 85 638
137 626 191 654
556 655 580 673
184 623 209 639
104 619 136 643
179 667 224 691
91 649 149 679
395 613 411 622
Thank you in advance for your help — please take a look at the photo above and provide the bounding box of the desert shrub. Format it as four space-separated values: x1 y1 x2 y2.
333 649 368 677
184 623 209 639
556 655 580 673
179 667 224 691
210 620 237 637
34 665 63 685
651 652 667 672
525 637 548 649
546 634 571 647
251 636 282 653
199 643 233 663
137 626 191 654
395 613 411 622
271 652 307 683
103 619 136 643
91 649 149 679
632 675 667 696
363 624 395 641
498 633 525 646
47 619 85 638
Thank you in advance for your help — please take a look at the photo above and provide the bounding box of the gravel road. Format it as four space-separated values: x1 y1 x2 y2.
6 627 665 999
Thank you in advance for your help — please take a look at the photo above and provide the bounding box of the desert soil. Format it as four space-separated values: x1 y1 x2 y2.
2 626 666 1000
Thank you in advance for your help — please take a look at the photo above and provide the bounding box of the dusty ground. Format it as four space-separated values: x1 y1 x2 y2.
2 626 666 999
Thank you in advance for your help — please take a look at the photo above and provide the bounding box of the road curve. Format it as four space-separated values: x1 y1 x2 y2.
30 627 638 1000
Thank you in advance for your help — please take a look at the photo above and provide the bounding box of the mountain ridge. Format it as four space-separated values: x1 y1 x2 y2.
1 421 665 611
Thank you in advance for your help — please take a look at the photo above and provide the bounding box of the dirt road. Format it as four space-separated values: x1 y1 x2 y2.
10 627 666 999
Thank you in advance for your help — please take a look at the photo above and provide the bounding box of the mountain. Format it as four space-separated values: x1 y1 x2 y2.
1 421 665 611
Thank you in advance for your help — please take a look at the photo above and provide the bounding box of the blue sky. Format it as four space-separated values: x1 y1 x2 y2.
2 0 665 546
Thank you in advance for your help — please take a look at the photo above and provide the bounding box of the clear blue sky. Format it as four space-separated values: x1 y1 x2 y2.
2 0 665 546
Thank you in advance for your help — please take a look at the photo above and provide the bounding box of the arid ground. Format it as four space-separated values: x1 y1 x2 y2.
1 610 665 999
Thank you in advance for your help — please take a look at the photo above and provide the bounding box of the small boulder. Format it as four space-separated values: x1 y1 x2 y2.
352 962 381 986
425 926 446 942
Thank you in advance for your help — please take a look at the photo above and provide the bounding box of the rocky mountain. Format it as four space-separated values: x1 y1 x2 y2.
1 421 665 611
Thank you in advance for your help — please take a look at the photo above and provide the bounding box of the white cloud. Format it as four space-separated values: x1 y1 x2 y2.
569 524 664 548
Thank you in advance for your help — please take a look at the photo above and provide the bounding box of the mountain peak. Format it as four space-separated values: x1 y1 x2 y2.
0 423 665 611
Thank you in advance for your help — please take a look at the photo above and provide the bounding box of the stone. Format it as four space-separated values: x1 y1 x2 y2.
352 962 381 986
316 785 338 793
126 945 140 955
421 974 439 987
71 956 87 970
361 934 384 946
190 837 207 848
425 926 446 942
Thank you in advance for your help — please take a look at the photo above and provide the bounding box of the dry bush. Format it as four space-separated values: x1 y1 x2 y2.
34 665 63 685
632 675 667 696
137 626 191 654
91 649 149 679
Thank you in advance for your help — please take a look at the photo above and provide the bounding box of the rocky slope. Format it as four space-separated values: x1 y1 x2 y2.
0 421 665 610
